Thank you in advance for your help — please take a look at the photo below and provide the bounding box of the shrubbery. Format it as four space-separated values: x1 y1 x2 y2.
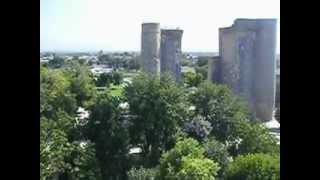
225 153 280 180
203 137 230 177
229 121 279 156
175 157 220 180
125 73 188 167
183 71 204 87
191 82 250 142
184 115 212 142
127 167 159 180
41 64 280 180
159 138 220 180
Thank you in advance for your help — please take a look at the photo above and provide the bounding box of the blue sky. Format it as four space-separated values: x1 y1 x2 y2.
41 0 280 52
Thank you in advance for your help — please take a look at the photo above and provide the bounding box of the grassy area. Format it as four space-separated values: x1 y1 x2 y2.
108 84 124 97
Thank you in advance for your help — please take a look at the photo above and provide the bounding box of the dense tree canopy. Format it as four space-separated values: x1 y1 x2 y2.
40 64 99 180
228 121 279 156
225 153 280 180
124 73 188 167
65 62 97 108
40 61 279 180
48 56 65 68
183 115 212 142
40 66 77 118
159 138 220 180
183 71 204 87
85 93 130 179
190 82 251 142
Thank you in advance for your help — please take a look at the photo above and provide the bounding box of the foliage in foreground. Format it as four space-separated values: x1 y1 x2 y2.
183 71 204 87
127 166 159 180
124 73 188 167
85 92 130 180
41 64 280 180
41 64 100 180
229 121 280 156
159 138 220 180
225 153 280 180
203 137 231 177
183 115 212 142
95 71 123 87
191 82 250 142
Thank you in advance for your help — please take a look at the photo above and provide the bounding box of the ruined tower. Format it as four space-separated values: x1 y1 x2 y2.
160 29 183 82
214 19 277 121
207 56 222 83
141 23 161 75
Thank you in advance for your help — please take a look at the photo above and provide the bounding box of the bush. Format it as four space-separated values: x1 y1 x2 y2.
191 82 250 142
184 115 212 142
176 157 220 180
112 71 123 85
229 122 279 156
195 65 208 78
159 138 220 180
125 73 188 167
225 153 280 180
85 93 130 179
183 71 203 87
95 73 113 87
127 167 159 180
203 137 230 177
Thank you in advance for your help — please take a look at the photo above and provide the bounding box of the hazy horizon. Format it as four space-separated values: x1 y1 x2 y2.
41 0 280 53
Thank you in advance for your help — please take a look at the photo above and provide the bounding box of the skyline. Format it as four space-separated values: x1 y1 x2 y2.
41 0 280 53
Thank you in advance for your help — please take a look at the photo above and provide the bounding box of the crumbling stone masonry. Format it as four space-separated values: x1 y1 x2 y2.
208 56 222 83
210 19 277 121
160 29 183 82
141 23 161 75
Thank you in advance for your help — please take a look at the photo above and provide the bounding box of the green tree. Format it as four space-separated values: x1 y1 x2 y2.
95 73 113 87
78 58 87 65
125 73 188 167
183 115 212 142
159 138 220 180
41 111 100 180
128 57 140 71
181 58 192 67
190 82 250 142
40 66 77 118
176 157 220 180
65 62 97 108
40 116 73 180
195 65 208 79
85 93 130 179
41 65 100 180
183 71 204 87
127 167 159 180
48 56 65 68
229 121 279 156
98 54 111 64
112 71 123 85
203 137 230 177
225 153 280 180
196 57 209 67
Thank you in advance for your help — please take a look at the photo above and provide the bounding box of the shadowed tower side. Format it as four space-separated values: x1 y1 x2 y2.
141 23 161 75
160 29 183 82
217 19 277 122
